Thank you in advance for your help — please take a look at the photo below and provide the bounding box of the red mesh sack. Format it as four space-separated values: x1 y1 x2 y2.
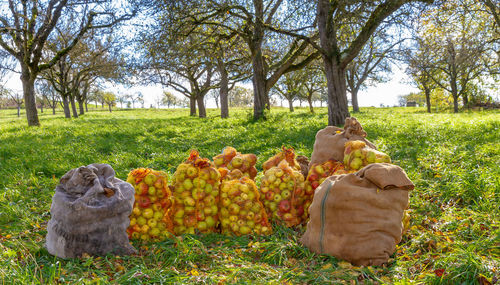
126 168 174 241
171 150 221 235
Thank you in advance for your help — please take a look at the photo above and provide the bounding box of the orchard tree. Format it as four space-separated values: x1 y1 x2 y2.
101 91 116 112
416 0 497 112
273 71 304 112
298 62 326 113
36 79 59 115
314 0 433 125
0 0 135 126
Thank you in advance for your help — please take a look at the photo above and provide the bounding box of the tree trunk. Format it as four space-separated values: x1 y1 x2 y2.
20 69 40 126
62 95 71 118
190 97 196 116
197 96 206 118
70 95 78 118
17 105 20 117
108 104 112 112
288 98 294 112
78 98 84 115
450 78 459 113
320 100 323 107
85 101 88 112
219 65 229 118
52 106 56 115
462 94 469 108
101 101 104 108
424 87 431 113
323 56 350 126
251 47 268 120
351 88 359 113
40 104 43 113
307 95 314 113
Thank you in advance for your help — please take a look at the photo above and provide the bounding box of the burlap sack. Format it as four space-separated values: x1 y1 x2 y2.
301 163 413 266
46 163 137 258
310 117 376 166
296 155 310 178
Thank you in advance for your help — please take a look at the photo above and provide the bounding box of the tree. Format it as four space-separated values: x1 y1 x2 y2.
416 0 496 112
9 90 24 117
229 86 253 107
315 0 433 125
0 0 135 126
162 91 180 108
36 80 59 115
273 71 304 112
116 93 128 109
298 62 326 113
101 91 116 112
402 37 437 113
346 31 395 112
163 0 319 120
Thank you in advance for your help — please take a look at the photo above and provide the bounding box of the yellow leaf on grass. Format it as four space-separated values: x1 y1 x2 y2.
338 261 353 269
321 263 332 270
190 269 199 276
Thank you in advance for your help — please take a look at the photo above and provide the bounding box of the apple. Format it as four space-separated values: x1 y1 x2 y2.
205 216 216 228
184 216 197 227
273 194 283 203
130 217 137 226
153 211 163 221
261 186 269 193
279 200 291 212
239 226 251 235
203 207 212 215
132 206 141 216
154 178 163 189
183 179 194 190
197 221 207 231
350 157 363 170
296 205 305 217
186 166 198 178
150 227 161 237
221 197 231 207
184 206 195 214
247 211 255 220
137 196 151 208
214 156 224 167
228 203 240 215
229 215 238 222
147 219 158 228
144 174 156 186
265 191 275 201
138 182 149 195
220 208 229 217
283 213 293 221
281 190 291 199
211 205 218 215
247 220 255 228
267 174 276 183
184 197 195 207
269 202 277 212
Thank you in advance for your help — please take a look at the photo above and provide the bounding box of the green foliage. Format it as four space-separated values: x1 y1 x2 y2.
0 107 498 283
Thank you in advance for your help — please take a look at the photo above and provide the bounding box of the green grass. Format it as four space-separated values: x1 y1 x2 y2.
0 107 498 284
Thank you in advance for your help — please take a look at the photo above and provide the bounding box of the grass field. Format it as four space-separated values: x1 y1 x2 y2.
0 107 498 284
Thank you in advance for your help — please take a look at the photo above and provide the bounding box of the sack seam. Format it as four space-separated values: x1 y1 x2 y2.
319 180 334 254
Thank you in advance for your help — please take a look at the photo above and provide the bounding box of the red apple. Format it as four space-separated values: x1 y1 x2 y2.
279 200 291 213
137 196 151 208
265 191 275 201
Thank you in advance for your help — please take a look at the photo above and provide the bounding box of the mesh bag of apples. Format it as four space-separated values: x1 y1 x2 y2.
171 150 221 235
219 177 272 235
344 141 391 171
214 147 258 180
260 148 308 227
126 168 174 241
305 159 351 194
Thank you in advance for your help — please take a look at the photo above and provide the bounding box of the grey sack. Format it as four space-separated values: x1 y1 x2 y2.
46 163 137 258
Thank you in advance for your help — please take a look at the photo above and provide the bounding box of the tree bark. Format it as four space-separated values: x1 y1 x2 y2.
196 96 206 118
78 96 85 115
288 98 294 112
108 104 112 112
62 96 71 118
17 106 20 117
218 63 229 118
323 56 350 126
40 103 44 113
70 95 79 118
424 87 431 113
20 68 40 126
351 88 360 113
190 97 196 116
462 94 469 108
85 101 88 112
52 106 56 115
252 52 268 120
307 96 314 113
450 77 459 113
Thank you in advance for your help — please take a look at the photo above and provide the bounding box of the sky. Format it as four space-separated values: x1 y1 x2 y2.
3 64 418 108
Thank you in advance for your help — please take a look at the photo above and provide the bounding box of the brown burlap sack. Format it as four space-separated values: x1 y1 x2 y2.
300 163 414 266
310 117 376 166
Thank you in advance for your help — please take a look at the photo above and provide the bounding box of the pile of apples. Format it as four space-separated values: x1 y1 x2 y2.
219 177 271 236
260 160 307 227
171 150 221 235
344 140 391 171
262 146 301 171
214 147 258 180
126 168 174 241
305 159 350 193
